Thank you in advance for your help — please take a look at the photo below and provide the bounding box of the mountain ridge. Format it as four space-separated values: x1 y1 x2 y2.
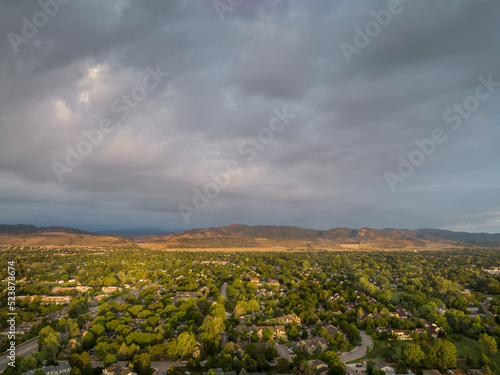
1 224 499 249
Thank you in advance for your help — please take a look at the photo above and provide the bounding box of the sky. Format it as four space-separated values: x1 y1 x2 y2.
0 0 499 233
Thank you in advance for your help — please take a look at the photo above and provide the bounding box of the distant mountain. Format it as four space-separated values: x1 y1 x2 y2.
1 223 499 250
0 224 135 248
97 227 178 237
137 224 500 250
0 224 93 235
416 228 500 243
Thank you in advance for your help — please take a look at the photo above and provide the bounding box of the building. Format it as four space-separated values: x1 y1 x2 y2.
374 360 395 375
42 296 72 305
276 313 301 325
52 287 76 293
22 364 71 375
323 324 346 339
173 291 199 303
297 337 329 354
103 364 137 375
422 370 441 375
307 360 329 375
76 285 93 293
235 325 286 340
102 286 122 294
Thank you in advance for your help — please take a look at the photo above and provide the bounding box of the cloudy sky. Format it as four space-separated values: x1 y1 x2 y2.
0 0 499 233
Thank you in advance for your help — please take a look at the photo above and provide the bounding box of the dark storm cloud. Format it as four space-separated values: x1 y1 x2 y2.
0 0 499 232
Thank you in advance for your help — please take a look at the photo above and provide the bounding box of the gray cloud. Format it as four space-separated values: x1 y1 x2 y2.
0 0 499 233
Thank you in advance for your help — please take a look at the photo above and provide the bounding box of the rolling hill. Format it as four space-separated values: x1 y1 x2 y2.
1 224 499 250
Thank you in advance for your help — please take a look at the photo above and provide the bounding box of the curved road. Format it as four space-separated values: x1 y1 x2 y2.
339 331 373 363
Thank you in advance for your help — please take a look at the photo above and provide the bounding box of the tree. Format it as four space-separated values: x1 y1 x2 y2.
403 343 425 369
38 326 60 359
166 331 197 360
323 351 345 375
479 333 498 356
133 353 152 375
262 328 274 342
200 316 224 354
104 354 117 368
276 358 290 373
428 340 456 371
82 332 95 350
287 325 300 341
69 352 92 375
466 354 475 368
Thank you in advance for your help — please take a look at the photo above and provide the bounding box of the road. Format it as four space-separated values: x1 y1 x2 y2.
220 282 228 298
339 331 373 363
0 338 39 372
276 344 293 362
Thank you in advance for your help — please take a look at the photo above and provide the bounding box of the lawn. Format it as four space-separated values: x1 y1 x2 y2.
346 339 406 364
391 290 412 305
348 336 500 367
447 334 500 365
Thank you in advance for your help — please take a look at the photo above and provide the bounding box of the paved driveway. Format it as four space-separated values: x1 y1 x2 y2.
276 344 293 362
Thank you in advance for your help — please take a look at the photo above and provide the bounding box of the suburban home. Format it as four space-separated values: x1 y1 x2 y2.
391 329 411 340
307 360 329 375
422 370 441 375
323 324 346 339
265 279 281 287
42 296 72 305
102 286 122 294
297 337 329 354
276 313 301 325
22 364 71 375
235 325 286 340
52 287 76 293
374 360 396 375
76 285 93 293
102 364 137 375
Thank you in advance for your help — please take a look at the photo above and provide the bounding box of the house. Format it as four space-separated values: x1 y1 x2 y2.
173 291 199 303
235 325 286 340
422 370 441 375
468 370 487 375
42 296 72 305
374 360 396 375
22 364 71 375
76 286 93 293
323 324 346 339
391 329 411 340
265 279 281 287
0 322 34 336
276 313 301 325
102 286 122 294
52 287 76 293
448 370 467 375
102 364 137 375
467 307 479 313
307 360 329 375
297 337 329 354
